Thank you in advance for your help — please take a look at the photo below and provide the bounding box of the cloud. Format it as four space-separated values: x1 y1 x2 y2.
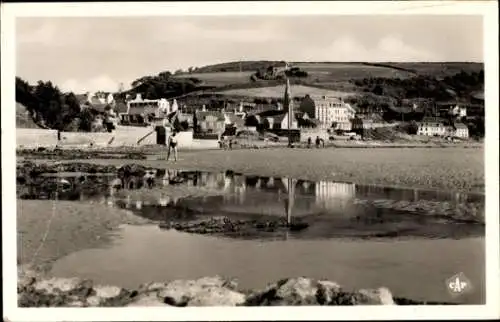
17 21 57 45
299 35 437 62
60 75 119 93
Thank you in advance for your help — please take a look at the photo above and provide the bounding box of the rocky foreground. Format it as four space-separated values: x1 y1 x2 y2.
19 265 454 307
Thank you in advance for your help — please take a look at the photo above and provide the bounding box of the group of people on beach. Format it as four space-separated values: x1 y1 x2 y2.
307 136 325 148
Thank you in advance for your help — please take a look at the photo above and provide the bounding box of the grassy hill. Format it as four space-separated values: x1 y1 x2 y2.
169 61 483 100
212 84 355 99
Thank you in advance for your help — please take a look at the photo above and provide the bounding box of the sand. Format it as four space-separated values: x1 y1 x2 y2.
48 147 484 193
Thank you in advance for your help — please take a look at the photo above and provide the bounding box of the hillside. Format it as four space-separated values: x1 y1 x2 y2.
16 103 42 129
167 61 484 101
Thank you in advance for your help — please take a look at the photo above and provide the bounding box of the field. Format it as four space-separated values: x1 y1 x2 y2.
294 62 414 81
173 71 254 87
168 62 483 98
214 84 356 99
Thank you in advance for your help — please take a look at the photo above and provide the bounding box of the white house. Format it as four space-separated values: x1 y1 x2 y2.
123 94 173 125
300 95 355 130
417 119 447 136
453 122 469 138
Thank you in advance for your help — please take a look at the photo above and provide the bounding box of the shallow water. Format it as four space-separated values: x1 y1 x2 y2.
19 166 486 304
50 224 485 304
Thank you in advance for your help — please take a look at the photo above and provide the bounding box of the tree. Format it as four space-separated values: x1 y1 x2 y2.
78 109 94 132
407 120 419 135
158 71 172 79
244 114 260 127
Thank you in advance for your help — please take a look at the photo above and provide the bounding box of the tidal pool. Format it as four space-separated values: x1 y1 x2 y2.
18 166 485 304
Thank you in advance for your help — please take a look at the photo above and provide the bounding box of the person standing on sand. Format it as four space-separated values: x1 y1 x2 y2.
166 131 178 162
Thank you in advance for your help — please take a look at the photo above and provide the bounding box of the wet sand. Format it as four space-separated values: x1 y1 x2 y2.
28 147 484 193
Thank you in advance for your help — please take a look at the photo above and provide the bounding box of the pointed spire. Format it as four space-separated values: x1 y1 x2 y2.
171 99 178 112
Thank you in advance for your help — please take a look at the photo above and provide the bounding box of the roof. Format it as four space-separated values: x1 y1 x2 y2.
454 122 468 129
196 111 225 122
265 112 289 123
419 117 445 127
257 109 285 117
88 103 111 113
224 112 245 127
421 117 448 124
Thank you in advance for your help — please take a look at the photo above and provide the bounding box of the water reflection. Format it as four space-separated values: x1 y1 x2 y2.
18 167 485 231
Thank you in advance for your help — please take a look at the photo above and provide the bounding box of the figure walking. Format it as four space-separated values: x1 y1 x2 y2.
167 131 178 162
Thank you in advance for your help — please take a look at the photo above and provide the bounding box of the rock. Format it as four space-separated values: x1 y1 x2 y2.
316 280 342 305
245 277 319 306
187 288 246 307
86 296 102 307
126 293 170 307
93 285 124 299
67 300 86 307
357 287 395 305
137 282 168 294
158 276 243 307
33 277 83 294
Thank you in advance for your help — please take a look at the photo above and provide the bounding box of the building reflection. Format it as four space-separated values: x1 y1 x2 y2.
314 181 356 209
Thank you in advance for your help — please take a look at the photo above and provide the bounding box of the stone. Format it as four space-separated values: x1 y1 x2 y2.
93 285 124 299
86 296 102 307
274 277 318 305
158 276 241 307
187 287 246 306
67 300 86 307
137 282 168 294
18 276 36 292
357 287 395 305
245 277 319 306
126 293 169 307
33 277 83 294
316 280 342 305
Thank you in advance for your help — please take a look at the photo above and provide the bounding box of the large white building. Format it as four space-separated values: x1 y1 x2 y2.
300 95 356 130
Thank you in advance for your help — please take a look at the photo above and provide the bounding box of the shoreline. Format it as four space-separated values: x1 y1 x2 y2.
17 146 485 194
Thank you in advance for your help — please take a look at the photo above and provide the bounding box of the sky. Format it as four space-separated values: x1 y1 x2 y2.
16 15 484 93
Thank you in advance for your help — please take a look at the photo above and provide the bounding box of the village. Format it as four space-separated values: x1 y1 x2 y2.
9 8 493 313
66 78 478 151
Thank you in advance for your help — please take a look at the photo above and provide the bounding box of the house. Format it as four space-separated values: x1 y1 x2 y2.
194 111 226 134
262 112 298 130
417 117 449 136
299 94 355 130
123 94 176 125
449 105 467 118
224 112 245 129
453 122 469 138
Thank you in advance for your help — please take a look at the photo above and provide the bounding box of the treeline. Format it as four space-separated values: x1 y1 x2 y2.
352 69 484 102
124 71 208 100
15 77 94 131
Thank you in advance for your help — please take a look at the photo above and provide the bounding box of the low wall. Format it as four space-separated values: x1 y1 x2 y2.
16 126 196 149
300 129 329 142
16 128 59 148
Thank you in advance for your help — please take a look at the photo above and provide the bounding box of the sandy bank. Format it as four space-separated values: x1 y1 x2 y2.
24 147 484 193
